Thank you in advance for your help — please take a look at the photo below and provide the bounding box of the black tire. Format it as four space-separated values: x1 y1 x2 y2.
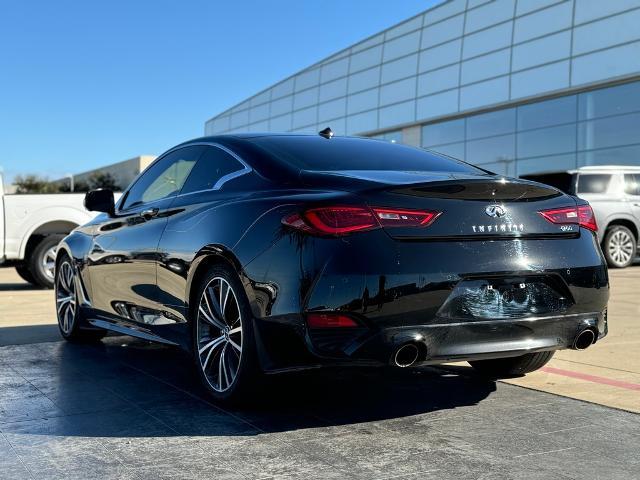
14 264 37 285
29 234 65 289
55 253 106 343
469 351 554 378
192 264 260 404
603 225 636 268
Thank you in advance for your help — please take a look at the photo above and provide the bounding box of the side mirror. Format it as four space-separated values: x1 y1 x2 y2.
84 189 115 215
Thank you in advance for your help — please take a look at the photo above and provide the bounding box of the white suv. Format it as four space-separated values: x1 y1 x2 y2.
523 165 640 268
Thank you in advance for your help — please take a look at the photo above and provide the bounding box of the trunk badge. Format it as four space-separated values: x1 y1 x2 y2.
485 205 506 218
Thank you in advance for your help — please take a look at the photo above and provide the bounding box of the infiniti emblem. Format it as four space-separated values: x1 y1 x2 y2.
485 204 506 218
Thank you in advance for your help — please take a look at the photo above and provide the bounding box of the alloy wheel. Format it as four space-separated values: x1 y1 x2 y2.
42 246 58 281
608 229 634 266
197 277 243 392
56 261 77 334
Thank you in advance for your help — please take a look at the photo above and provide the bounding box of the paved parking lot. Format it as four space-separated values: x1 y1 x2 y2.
1 267 639 479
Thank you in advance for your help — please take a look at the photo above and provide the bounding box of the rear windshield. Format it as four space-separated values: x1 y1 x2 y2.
577 174 611 194
248 136 486 174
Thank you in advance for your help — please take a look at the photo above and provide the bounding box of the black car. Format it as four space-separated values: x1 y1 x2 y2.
55 133 609 402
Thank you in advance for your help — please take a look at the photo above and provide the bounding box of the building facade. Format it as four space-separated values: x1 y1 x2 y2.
204 0 640 177
53 155 156 192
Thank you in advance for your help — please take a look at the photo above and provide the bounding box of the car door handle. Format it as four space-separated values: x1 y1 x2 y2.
141 207 159 219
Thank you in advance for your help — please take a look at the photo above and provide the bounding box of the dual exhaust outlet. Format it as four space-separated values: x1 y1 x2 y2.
392 327 597 367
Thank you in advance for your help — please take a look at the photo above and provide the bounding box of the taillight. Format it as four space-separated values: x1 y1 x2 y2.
372 207 441 228
538 205 597 232
307 313 359 328
282 206 441 236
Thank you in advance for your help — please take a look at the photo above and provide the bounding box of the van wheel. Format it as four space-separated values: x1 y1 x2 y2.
603 225 636 268
28 234 65 289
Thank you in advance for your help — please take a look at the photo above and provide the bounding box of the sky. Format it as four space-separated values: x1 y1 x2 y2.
0 0 441 184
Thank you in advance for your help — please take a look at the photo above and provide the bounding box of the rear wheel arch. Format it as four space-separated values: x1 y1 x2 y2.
186 247 255 319
603 218 638 243
22 220 78 260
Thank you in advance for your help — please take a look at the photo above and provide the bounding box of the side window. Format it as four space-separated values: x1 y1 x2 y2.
121 146 205 210
624 174 640 196
180 146 246 195
576 174 611 194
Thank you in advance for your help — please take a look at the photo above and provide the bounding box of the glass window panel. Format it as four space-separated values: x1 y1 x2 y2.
271 96 293 117
421 14 464 49
295 68 320 91
578 81 640 120
462 21 512 60
319 77 347 103
425 142 465 160
346 110 378 134
466 108 515 140
347 66 381 94
511 31 570 72
516 153 577 176
271 79 294 99
181 147 244 194
123 146 205 209
381 54 418 84
249 103 270 123
418 39 461 73
379 100 415 129
380 77 416 106
466 134 515 165
576 174 612 194
517 95 576 131
513 1 572 44
349 45 383 73
382 31 420 62
460 48 510 85
230 110 249 128
578 112 640 151
577 144 640 167
422 118 465 146
347 88 379 115
624 174 640 196
293 87 318 110
465 0 514 34
417 64 459 96
292 106 317 128
318 98 346 122
517 124 576 158
320 57 349 83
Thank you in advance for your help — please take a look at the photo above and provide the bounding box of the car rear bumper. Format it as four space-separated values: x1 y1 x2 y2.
246 228 609 371
351 310 607 366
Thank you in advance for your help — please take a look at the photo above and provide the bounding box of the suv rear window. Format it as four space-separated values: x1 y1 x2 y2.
577 174 611 194
248 136 486 174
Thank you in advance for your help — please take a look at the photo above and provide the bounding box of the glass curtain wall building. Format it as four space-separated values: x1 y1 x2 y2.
205 0 640 176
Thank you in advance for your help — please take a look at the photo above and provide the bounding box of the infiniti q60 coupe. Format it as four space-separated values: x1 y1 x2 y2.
55 133 609 402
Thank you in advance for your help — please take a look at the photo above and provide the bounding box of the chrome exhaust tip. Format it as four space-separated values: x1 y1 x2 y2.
572 328 596 350
394 343 420 368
